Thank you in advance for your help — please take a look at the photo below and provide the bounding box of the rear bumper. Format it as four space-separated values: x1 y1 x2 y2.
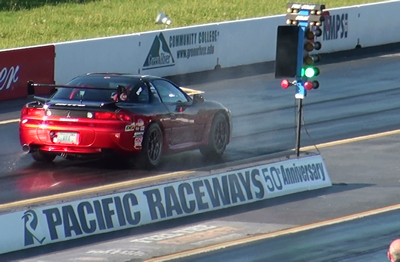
19 124 141 155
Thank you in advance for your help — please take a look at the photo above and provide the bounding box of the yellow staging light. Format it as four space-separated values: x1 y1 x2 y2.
304 56 314 65
304 42 314 52
306 30 315 39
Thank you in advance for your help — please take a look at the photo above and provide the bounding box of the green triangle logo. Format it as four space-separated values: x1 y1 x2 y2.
143 33 175 70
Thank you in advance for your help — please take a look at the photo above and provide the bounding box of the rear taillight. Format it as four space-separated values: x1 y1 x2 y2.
116 112 131 121
94 112 116 120
94 111 131 121
21 107 45 117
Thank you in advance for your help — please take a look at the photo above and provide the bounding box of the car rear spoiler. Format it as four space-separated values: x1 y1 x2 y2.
27 80 128 105
180 87 204 97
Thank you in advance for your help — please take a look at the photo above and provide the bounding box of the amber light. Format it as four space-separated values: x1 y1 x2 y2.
306 30 315 40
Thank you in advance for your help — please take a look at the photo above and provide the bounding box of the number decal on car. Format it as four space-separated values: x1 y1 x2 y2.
125 123 136 132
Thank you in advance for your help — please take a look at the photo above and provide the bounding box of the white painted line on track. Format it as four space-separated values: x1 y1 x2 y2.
146 203 400 262
380 53 400 58
145 129 400 262
0 170 194 211
302 129 400 150
0 119 19 125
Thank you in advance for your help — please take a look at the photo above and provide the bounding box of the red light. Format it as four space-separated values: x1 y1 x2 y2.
304 81 314 90
281 79 290 89
95 112 117 120
21 107 45 117
116 112 131 121
94 111 131 121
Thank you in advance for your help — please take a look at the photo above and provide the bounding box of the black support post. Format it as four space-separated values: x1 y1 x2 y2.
295 98 303 157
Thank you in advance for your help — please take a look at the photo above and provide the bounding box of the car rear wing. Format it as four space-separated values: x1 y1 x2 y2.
27 80 129 104
180 87 204 97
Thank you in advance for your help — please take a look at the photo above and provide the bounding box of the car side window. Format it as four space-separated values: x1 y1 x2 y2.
152 79 189 103
128 84 150 103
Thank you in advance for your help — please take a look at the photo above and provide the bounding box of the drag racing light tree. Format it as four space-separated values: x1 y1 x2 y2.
281 3 325 99
302 25 322 91
274 2 325 157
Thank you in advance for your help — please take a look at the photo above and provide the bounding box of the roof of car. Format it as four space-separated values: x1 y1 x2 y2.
82 73 163 81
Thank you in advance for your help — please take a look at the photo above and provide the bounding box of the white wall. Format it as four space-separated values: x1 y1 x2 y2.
52 1 400 85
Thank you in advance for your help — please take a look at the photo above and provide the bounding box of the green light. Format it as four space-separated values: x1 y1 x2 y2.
305 67 315 77
301 68 305 77
304 67 319 78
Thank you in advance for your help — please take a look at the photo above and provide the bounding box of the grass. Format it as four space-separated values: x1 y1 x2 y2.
0 0 386 49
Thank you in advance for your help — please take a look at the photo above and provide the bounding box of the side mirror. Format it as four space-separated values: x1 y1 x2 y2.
193 94 204 104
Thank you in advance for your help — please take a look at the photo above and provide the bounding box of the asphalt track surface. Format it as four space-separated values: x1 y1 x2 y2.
2 43 400 261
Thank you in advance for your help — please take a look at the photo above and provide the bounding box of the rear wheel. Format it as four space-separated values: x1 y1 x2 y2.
31 150 57 163
138 124 163 169
200 113 229 159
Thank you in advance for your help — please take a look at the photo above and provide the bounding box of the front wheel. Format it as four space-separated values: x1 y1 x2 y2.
200 113 229 159
31 150 57 163
137 124 163 169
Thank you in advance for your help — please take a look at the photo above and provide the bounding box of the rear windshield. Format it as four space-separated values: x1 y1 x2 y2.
51 76 143 102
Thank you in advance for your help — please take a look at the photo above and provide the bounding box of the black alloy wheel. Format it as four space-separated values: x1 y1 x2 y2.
200 113 229 158
139 123 163 168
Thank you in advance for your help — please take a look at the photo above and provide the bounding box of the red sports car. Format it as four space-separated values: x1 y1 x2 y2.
19 73 232 168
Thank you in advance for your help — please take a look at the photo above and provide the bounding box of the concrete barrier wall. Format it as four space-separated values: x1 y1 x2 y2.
0 45 54 101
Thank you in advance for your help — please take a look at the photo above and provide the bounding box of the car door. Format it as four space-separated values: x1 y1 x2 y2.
150 79 203 146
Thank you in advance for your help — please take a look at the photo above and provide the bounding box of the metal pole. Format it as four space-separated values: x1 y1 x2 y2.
295 98 303 157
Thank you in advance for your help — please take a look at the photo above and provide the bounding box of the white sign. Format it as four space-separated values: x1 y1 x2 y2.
0 154 331 255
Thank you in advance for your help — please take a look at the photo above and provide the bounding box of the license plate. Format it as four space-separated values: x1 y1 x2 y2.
55 132 78 144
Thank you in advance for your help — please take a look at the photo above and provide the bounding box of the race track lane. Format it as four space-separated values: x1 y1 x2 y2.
2 132 400 261
2 53 400 206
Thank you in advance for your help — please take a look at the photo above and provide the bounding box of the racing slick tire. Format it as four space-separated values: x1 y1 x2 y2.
137 123 163 169
31 150 57 163
200 113 229 159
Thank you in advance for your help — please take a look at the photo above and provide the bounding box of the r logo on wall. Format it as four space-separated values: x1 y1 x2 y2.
322 12 348 40
143 33 175 70
22 210 45 246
